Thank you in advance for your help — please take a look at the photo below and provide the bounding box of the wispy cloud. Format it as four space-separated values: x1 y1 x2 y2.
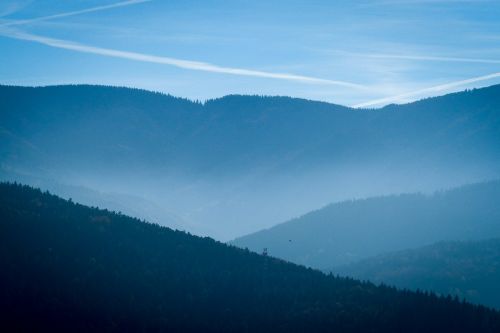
353 72 500 108
0 29 366 88
0 0 151 27
0 1 32 18
336 50 500 64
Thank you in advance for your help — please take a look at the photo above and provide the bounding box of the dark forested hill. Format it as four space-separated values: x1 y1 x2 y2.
330 239 500 310
232 181 500 268
1 183 500 332
1 84 500 239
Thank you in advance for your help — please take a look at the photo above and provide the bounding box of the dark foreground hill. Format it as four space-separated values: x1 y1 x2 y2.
232 181 500 268
2 84 500 239
1 183 500 332
330 239 500 310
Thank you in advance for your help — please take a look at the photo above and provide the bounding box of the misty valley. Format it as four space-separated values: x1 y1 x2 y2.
1 83 500 332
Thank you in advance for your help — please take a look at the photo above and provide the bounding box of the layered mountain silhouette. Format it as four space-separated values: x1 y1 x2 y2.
1 84 500 239
330 239 500 310
232 181 500 268
2 182 500 332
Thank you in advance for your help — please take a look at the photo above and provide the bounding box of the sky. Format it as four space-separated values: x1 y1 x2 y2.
0 0 499 107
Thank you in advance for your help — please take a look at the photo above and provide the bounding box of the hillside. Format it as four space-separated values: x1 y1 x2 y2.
232 181 500 268
1 182 500 332
330 239 500 310
1 84 500 239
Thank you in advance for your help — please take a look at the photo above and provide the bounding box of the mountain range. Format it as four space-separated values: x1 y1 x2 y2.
1 84 500 239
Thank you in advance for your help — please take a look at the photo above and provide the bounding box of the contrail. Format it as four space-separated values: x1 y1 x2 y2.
0 29 366 88
0 0 151 27
353 72 500 108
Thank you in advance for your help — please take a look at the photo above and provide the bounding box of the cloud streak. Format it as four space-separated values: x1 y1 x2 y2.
0 0 151 27
0 29 366 88
353 72 500 108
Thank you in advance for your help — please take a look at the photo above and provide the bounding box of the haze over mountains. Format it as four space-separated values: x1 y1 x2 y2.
1 84 500 239
2 83 500 327
233 181 500 268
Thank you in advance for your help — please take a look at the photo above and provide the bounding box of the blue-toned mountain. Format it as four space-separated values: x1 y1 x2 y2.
1 84 500 239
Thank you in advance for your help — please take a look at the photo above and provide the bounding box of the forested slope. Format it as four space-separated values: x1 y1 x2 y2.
1 183 500 332
330 239 500 310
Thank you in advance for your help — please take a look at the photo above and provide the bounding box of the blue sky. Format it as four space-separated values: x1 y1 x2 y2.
0 0 499 107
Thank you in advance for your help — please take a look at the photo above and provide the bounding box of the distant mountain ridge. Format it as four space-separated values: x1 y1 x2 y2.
2 182 500 332
1 84 500 239
232 181 500 268
330 239 500 310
